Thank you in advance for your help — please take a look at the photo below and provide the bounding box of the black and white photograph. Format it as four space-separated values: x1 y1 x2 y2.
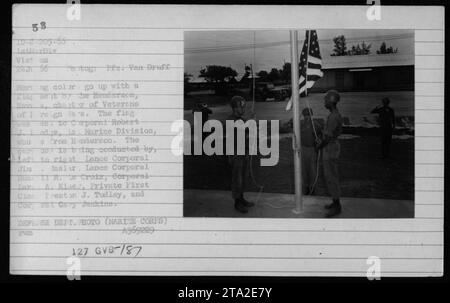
183 29 415 218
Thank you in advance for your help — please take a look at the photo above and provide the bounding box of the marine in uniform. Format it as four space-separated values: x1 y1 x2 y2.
316 90 343 218
192 102 213 126
371 97 395 159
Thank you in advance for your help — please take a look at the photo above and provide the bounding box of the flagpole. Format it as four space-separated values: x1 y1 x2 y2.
290 30 303 214
305 30 310 95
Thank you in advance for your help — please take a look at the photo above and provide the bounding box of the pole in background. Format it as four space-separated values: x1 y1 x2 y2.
290 30 303 214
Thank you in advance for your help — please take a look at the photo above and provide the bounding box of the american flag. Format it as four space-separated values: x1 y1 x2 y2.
286 30 323 110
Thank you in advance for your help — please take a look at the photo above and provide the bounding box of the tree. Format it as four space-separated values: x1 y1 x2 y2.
228 76 237 83
361 41 371 55
331 35 347 56
257 70 269 81
347 42 371 55
198 65 238 83
377 42 387 54
198 65 238 95
332 35 372 56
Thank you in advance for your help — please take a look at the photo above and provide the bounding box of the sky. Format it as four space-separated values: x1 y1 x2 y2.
184 29 414 82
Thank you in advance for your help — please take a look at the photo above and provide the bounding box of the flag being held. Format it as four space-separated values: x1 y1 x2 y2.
286 30 323 111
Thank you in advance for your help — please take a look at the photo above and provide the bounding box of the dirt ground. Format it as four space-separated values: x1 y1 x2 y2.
183 189 414 218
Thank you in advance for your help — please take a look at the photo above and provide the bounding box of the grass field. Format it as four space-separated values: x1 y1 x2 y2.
183 91 414 201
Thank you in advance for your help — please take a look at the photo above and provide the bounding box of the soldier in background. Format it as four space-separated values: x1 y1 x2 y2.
192 102 213 128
